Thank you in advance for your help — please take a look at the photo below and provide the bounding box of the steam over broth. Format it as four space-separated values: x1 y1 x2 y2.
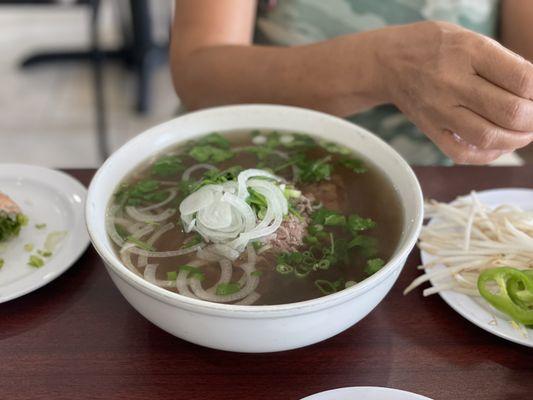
107 130 403 305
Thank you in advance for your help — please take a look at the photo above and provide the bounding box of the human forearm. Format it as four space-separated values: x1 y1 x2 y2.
170 30 391 116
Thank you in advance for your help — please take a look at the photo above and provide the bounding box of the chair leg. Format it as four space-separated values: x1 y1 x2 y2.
90 0 110 162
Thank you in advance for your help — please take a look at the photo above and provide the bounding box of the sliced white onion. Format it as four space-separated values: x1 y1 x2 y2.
176 268 196 298
127 243 204 258
182 163 216 181
138 189 177 212
189 273 259 303
221 192 256 231
179 184 220 216
206 259 233 294
236 292 261 305
144 264 175 288
107 206 126 247
126 206 175 223
138 223 175 267
237 168 280 199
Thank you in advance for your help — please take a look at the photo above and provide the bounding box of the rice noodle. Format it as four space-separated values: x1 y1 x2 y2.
405 192 533 297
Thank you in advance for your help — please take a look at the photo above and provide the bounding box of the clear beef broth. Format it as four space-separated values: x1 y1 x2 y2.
109 130 403 305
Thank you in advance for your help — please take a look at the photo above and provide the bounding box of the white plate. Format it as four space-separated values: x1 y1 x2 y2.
421 188 533 347
0 164 89 303
301 387 431 400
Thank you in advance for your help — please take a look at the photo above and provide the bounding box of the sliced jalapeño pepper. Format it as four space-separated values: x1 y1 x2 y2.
477 267 533 326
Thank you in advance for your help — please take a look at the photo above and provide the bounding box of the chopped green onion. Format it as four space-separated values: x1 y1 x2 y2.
181 234 202 249
37 250 52 257
251 270 263 277
315 279 337 295
28 255 44 268
179 265 205 281
276 264 294 275
216 282 241 295
294 265 311 278
23 243 34 252
166 271 178 281
126 236 154 251
365 258 385 276
35 223 47 230
0 258 4 269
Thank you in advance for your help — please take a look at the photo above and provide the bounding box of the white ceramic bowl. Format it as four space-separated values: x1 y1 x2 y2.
86 105 423 353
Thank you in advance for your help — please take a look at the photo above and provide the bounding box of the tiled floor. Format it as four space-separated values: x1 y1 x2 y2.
0 5 531 168
0 4 178 168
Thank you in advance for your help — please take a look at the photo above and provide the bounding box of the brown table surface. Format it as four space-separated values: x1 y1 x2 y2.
1 167 532 400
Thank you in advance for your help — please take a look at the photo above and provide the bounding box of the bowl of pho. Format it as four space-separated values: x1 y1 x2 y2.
86 105 423 352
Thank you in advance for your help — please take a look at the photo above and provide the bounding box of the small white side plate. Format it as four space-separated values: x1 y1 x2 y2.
421 188 533 347
0 164 89 303
301 387 431 400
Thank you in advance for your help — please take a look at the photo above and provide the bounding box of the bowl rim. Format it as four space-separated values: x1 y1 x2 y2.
86 104 423 317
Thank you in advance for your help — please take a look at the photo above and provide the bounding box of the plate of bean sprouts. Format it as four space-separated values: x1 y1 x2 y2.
405 188 533 347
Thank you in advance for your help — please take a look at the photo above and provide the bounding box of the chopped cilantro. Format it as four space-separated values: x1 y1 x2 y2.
189 145 234 163
196 132 230 149
152 155 183 177
296 156 332 183
347 215 376 233
340 157 367 174
319 140 351 155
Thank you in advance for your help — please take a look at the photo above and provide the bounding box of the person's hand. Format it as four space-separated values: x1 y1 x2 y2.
380 21 533 164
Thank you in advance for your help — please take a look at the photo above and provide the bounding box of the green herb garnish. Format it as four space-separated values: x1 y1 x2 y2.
365 258 385 276
23 243 34 252
35 223 47 230
0 258 4 269
251 270 263 277
166 271 178 281
340 157 367 174
126 236 155 251
28 255 44 268
216 282 241 295
37 250 52 257
152 155 183 177
189 145 234 163
315 278 344 295
179 265 205 281
276 264 294 274
0 213 28 242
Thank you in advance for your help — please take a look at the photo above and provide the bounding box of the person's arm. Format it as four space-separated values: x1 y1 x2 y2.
171 0 533 165
501 0 533 62
170 0 388 117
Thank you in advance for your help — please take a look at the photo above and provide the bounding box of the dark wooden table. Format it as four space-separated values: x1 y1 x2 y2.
1 167 532 400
